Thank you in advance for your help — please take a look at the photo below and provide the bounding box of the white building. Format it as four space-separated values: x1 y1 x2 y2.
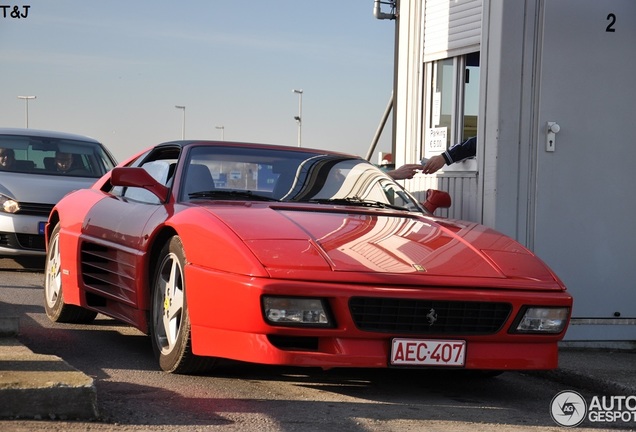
381 0 636 345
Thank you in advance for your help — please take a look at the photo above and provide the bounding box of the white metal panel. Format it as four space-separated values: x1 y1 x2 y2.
477 0 529 237
394 0 423 169
437 173 478 220
424 0 482 62
406 172 478 221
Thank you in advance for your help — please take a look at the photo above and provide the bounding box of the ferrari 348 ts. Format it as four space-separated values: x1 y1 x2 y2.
44 140 572 374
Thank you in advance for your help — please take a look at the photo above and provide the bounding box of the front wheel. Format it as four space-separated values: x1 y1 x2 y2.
149 236 215 374
44 223 97 323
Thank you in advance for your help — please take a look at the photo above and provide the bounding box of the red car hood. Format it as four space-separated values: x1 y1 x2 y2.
206 205 561 287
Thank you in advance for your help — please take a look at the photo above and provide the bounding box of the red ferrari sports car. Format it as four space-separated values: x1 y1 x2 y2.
44 140 572 374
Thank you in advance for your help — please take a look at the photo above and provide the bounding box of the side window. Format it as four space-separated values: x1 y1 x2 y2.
121 160 176 204
110 146 180 203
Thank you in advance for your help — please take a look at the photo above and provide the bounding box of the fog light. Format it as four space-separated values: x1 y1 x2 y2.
515 307 570 333
263 296 331 327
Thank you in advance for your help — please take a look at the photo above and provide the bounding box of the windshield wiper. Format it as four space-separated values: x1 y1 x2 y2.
306 197 409 211
188 190 279 201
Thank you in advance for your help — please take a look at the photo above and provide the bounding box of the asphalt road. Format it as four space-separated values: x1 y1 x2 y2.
0 260 631 432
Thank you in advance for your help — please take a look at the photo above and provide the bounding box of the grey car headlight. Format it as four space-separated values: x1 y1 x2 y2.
262 296 332 327
0 195 19 213
513 307 570 334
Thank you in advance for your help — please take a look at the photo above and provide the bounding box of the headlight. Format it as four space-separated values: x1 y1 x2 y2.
262 296 332 327
513 307 570 334
0 195 20 213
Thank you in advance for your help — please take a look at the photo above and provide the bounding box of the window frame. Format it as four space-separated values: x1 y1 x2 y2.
423 52 479 172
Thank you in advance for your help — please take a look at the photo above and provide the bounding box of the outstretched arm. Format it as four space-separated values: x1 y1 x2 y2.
387 164 423 180
443 136 477 164
422 136 477 174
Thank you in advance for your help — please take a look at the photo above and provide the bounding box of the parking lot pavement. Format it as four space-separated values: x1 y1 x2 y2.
0 286 634 420
0 319 98 420
0 257 44 271
1 317 634 421
541 345 636 396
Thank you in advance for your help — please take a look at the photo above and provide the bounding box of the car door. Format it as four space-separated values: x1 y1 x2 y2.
80 159 176 309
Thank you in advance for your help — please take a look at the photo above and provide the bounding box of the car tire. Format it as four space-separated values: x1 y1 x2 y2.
44 223 98 323
149 236 216 374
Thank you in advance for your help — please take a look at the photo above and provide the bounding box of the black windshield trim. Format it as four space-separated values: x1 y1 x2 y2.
188 190 280 201
306 198 410 211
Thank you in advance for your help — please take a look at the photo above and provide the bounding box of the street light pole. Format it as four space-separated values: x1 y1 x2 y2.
175 105 186 139
17 96 36 128
215 125 225 140
292 89 303 147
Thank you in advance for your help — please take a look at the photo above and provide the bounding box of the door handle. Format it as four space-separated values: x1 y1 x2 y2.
546 122 560 152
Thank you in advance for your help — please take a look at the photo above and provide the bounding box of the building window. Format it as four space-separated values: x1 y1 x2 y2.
463 52 480 141
424 52 479 167
432 58 454 148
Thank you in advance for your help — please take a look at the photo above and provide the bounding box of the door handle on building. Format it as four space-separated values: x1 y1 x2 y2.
546 122 560 152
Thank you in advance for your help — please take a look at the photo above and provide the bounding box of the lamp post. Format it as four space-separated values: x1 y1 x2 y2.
215 125 225 140
175 105 186 139
17 96 36 128
292 89 303 147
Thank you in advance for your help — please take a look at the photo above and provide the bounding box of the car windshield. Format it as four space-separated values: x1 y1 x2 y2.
0 134 116 178
182 145 423 212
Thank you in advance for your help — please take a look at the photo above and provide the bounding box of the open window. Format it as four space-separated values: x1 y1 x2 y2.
111 146 180 204
423 52 479 172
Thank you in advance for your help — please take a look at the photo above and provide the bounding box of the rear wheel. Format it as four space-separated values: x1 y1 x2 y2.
44 223 97 323
149 236 215 374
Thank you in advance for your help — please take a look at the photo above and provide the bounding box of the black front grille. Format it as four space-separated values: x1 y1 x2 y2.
16 233 46 250
349 297 511 335
0 232 45 251
17 202 55 217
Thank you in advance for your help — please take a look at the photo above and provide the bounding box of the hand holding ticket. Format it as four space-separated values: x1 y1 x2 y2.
421 155 446 174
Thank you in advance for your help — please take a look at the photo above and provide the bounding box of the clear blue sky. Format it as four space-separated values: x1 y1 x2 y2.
1 1 396 162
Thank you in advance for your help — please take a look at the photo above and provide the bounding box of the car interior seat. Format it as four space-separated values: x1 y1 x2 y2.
183 164 215 199
43 157 55 170
13 160 35 171
272 170 298 200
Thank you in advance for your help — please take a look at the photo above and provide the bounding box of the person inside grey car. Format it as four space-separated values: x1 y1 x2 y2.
0 148 15 170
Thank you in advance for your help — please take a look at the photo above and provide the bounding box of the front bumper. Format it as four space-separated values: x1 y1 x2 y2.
0 214 48 256
185 265 572 371
190 328 560 370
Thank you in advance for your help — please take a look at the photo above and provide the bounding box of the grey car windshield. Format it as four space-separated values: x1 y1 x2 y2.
183 146 423 212
0 134 116 177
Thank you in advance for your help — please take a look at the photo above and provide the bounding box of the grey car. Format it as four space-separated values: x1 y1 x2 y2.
0 128 117 257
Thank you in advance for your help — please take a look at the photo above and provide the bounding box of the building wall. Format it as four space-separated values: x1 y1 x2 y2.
394 0 424 170
394 0 482 223
395 0 636 343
